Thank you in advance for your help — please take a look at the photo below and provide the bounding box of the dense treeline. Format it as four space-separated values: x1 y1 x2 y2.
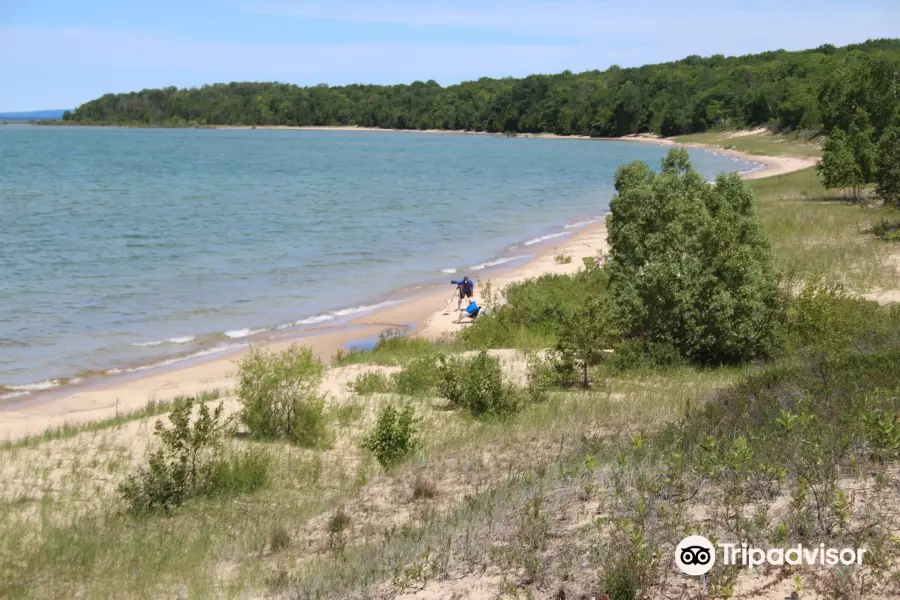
67 39 900 137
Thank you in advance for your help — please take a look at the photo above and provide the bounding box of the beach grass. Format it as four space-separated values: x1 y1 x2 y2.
0 389 224 451
674 129 824 157
750 167 900 292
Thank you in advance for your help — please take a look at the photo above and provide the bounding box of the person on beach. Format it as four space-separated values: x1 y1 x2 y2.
458 299 480 323
452 276 475 309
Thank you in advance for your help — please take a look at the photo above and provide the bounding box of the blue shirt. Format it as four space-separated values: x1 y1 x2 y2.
465 301 479 314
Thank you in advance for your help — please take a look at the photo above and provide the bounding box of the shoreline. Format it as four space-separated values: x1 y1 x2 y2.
0 137 818 441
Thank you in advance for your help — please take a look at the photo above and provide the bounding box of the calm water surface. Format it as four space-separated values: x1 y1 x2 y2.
0 126 761 395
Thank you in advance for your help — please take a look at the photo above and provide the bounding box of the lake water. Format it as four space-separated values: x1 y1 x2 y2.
0 126 760 396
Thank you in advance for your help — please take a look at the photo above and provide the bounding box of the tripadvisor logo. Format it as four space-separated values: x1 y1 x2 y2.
675 536 868 576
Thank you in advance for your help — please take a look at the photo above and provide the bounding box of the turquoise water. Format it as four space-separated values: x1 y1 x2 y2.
0 126 760 396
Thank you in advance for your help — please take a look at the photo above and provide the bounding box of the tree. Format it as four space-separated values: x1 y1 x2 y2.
848 109 878 188
556 296 619 387
606 149 781 364
61 40 900 137
818 129 863 200
876 122 900 208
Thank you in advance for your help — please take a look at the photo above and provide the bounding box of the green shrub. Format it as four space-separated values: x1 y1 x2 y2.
606 149 782 364
391 354 441 395
119 399 269 513
437 352 521 417
459 269 609 350
349 371 392 395
236 345 330 447
333 329 446 366
362 404 419 469
555 296 619 387
609 340 686 372
869 218 900 242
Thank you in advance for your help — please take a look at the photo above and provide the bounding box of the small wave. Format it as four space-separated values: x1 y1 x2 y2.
225 328 269 339
565 218 604 229
114 344 247 375
8 379 61 392
440 268 457 274
333 300 402 317
295 314 335 325
469 256 525 270
0 390 30 400
523 231 573 246
132 335 196 347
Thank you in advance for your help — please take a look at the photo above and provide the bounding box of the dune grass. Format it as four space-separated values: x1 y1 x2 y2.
674 129 824 157
750 168 900 292
0 389 224 451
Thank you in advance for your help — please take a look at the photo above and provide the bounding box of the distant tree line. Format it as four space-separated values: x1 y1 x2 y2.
65 39 900 138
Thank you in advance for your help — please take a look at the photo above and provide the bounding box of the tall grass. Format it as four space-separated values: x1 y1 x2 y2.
0 389 224 450
751 168 900 291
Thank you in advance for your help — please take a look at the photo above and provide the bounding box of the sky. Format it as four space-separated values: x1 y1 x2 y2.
1 0 899 111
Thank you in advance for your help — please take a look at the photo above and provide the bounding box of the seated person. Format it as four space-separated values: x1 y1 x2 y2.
458 299 480 322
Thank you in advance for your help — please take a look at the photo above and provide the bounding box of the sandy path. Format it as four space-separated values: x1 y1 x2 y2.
0 135 817 442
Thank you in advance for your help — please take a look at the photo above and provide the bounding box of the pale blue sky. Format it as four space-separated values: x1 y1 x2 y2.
1 0 899 111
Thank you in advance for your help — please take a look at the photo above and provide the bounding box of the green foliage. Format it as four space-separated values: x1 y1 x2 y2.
391 354 441 396
66 41 900 135
361 404 419 469
119 399 270 513
555 296 619 387
236 345 329 447
349 371 392 395
606 149 781 364
608 339 686 372
869 218 900 242
460 269 608 349
817 129 858 196
876 123 900 208
334 330 453 366
437 352 521 418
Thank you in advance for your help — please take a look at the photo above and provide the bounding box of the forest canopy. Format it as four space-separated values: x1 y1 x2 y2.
66 39 900 137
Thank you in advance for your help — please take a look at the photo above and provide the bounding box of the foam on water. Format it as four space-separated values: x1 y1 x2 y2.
132 335 196 347
523 231 573 246
564 217 604 229
468 256 525 270
9 379 61 392
225 328 269 339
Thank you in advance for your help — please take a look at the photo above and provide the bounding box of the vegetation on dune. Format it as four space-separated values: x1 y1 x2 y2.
63 40 900 137
236 345 330 447
607 149 782 364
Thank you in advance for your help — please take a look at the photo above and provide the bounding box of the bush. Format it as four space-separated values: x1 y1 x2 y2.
349 371 392 395
362 403 419 469
437 351 521 417
869 218 900 242
606 149 782 364
236 345 330 447
609 340 686 372
459 269 608 349
119 399 270 513
391 354 441 395
555 296 619 387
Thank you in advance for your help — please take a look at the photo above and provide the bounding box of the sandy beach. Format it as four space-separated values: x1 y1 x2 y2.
0 134 818 441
